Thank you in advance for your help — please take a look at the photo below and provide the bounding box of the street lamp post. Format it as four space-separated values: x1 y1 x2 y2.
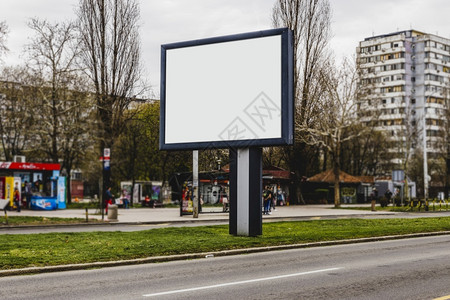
423 102 428 201
423 90 438 201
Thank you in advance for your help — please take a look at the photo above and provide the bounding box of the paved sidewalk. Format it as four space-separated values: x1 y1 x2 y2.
2 205 402 224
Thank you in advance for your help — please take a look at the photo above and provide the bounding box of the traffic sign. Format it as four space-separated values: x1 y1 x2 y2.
104 148 110 158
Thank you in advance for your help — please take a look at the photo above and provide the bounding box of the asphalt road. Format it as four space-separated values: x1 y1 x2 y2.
1 235 449 299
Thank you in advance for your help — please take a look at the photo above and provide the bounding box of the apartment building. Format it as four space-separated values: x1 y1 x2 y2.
357 30 450 177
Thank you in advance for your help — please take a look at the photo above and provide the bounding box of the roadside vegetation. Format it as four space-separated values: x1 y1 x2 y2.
342 202 450 213
0 216 99 226
0 217 449 270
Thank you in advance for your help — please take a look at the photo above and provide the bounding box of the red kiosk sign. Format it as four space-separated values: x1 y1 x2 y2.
0 162 60 171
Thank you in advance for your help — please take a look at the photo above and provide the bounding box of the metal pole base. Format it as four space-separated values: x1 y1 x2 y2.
229 148 262 236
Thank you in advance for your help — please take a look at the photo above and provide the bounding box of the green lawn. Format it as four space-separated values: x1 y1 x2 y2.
0 217 450 270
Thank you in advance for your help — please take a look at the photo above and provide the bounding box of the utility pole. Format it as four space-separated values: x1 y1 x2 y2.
102 148 111 220
423 106 429 201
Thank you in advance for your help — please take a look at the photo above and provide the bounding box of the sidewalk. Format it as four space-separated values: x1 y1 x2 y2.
2 205 402 224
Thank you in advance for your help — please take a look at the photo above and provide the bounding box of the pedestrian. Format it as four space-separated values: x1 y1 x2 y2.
105 187 113 213
13 183 21 212
384 189 393 204
372 187 378 200
34 176 42 193
277 188 285 206
271 186 277 211
263 186 272 215
145 194 151 207
122 190 129 209
370 187 378 211
24 181 32 209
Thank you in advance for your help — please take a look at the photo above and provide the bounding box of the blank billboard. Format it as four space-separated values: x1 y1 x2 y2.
160 28 293 150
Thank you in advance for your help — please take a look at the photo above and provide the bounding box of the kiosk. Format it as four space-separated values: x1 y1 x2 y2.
0 162 65 210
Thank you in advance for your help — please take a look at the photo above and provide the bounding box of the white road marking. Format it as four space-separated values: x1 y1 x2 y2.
143 267 341 297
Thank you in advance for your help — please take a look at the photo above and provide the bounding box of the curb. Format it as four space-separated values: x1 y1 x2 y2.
1 231 449 277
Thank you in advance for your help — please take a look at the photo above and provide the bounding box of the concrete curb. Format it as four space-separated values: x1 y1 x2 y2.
1 231 449 277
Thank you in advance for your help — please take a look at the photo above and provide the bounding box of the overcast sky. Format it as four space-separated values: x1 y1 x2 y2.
1 0 450 97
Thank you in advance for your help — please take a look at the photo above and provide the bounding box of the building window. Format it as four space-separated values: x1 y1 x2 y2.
411 98 416 104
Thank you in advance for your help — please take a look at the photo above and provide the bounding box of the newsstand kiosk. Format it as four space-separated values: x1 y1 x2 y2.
0 162 66 210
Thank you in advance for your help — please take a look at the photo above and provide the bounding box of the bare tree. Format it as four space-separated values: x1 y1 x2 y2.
26 18 81 163
0 21 8 59
297 59 364 207
273 0 332 122
26 18 95 201
0 66 37 161
76 0 144 201
76 0 143 150
272 0 332 203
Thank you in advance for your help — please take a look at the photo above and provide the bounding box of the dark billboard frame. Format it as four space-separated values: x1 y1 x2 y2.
160 27 294 150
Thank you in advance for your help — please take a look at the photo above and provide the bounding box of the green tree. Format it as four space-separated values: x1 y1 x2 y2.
114 102 190 202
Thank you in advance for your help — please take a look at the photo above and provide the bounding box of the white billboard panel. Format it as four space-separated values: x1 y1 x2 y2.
160 28 293 150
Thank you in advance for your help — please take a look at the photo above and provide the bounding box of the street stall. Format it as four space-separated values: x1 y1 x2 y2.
0 162 66 210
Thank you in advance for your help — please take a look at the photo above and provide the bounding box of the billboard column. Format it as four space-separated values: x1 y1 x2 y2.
193 150 199 218
229 148 262 236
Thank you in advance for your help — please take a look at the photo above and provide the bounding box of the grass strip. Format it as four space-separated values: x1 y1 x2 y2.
340 206 450 212
0 217 449 270
0 216 99 226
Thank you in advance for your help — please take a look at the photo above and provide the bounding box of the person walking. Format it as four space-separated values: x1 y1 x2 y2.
384 189 393 204
370 187 378 211
13 183 21 212
105 187 113 214
263 186 272 215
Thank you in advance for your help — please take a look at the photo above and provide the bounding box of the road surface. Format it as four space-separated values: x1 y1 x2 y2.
0 235 449 299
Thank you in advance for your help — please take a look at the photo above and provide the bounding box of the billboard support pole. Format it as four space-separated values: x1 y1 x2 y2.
229 147 262 236
193 150 199 218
